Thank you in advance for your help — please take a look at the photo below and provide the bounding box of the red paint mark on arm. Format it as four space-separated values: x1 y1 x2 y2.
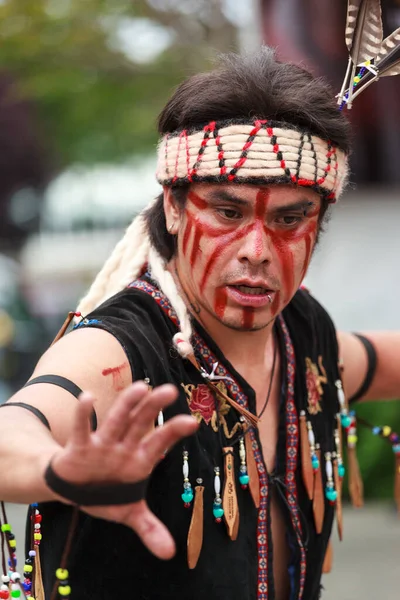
102 362 129 392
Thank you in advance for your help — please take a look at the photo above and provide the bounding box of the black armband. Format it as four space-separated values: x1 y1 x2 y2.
0 402 51 430
349 333 378 403
23 374 97 431
44 461 148 506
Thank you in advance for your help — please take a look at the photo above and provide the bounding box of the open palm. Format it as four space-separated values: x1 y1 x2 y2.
50 381 198 559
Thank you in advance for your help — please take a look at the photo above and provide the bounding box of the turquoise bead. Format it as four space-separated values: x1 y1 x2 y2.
392 444 400 454
338 464 345 478
341 415 351 428
312 456 319 470
181 489 193 504
239 474 250 485
325 488 338 502
213 506 224 519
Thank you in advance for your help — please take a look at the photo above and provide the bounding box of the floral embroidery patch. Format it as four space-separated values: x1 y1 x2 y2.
181 381 241 439
305 356 328 415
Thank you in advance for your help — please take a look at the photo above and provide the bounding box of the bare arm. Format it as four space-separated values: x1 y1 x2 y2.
338 331 400 402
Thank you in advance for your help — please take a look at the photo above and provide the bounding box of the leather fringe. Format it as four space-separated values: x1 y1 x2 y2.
333 459 343 541
245 430 260 508
50 311 77 346
322 539 333 574
395 453 400 515
347 446 364 508
222 447 239 540
34 545 45 600
312 449 325 534
300 413 314 500
187 484 204 569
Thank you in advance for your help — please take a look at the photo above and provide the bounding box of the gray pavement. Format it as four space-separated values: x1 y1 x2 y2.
3 502 399 599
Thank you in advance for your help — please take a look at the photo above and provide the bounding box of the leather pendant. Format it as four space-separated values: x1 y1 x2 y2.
333 458 343 541
394 454 400 515
187 484 204 569
244 430 260 508
300 412 314 500
222 447 239 540
322 539 333 573
347 446 364 508
33 545 45 600
312 448 325 534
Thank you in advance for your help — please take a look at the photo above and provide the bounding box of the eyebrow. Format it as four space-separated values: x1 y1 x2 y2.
206 190 317 213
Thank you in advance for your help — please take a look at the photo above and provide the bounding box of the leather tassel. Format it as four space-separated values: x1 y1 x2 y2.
312 448 325 534
333 458 343 541
34 545 45 600
222 447 239 540
244 430 260 508
394 453 400 515
322 539 333 574
50 311 78 346
300 412 314 500
347 446 364 508
187 484 204 569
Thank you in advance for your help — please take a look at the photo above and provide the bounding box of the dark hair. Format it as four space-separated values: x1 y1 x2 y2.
146 47 352 260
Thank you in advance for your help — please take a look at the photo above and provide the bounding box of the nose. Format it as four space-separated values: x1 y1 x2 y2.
237 222 273 266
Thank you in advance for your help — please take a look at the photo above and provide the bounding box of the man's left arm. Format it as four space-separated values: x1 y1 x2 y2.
338 331 400 402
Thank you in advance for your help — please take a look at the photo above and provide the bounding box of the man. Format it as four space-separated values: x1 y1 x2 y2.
0 48 399 600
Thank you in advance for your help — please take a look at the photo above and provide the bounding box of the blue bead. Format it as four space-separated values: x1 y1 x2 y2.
181 490 193 503
372 427 381 435
341 415 351 428
338 464 345 478
325 488 338 502
239 474 250 485
213 506 224 518
312 456 320 470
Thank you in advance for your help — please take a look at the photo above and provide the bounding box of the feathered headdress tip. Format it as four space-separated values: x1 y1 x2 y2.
338 0 400 109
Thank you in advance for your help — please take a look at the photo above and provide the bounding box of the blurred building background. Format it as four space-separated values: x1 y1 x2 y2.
0 0 399 596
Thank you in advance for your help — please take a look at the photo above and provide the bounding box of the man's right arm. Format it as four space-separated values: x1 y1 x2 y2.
0 326 133 503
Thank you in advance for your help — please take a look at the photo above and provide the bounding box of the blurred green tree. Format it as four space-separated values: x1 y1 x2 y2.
0 0 238 165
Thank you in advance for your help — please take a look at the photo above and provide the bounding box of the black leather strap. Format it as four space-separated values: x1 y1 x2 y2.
24 375 97 430
349 333 378 404
0 402 51 430
44 462 148 506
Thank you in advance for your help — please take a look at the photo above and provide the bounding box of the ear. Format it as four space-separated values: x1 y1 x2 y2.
163 186 181 234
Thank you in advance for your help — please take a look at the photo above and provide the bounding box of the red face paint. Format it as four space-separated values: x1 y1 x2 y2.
242 307 255 328
214 287 228 319
102 362 129 392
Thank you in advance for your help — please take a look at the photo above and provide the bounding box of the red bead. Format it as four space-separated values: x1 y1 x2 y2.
241 484 248 490
0 591 9 599
74 312 82 317
329 500 336 506
184 503 190 509
215 518 222 523
34 515 42 523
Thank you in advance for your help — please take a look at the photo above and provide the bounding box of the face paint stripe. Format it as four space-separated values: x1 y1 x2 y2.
182 218 193 256
190 223 203 267
214 287 228 319
188 191 208 210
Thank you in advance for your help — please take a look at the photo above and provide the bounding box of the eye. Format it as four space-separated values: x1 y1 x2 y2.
217 208 242 220
275 214 303 226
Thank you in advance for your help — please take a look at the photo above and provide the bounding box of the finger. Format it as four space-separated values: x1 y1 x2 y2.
97 381 150 443
139 415 198 465
68 392 95 447
126 500 176 560
124 384 180 447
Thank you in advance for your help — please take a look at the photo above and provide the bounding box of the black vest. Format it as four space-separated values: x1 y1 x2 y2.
36 276 342 600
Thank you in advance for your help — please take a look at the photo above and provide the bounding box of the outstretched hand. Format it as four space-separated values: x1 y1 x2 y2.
49 381 198 559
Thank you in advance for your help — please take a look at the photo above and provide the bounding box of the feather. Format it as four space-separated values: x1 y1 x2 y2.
340 0 383 106
346 0 383 64
375 27 400 76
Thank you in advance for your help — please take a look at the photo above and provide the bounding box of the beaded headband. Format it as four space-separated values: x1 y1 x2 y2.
156 120 349 203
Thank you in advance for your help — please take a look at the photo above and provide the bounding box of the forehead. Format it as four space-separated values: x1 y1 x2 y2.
189 182 321 207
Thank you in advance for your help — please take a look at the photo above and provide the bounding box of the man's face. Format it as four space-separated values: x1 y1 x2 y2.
170 182 321 331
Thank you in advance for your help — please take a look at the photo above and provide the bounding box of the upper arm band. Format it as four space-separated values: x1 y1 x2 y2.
0 402 51 430
348 334 378 404
22 374 97 430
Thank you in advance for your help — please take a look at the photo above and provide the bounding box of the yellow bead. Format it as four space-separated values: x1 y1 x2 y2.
354 75 361 83
56 568 69 580
24 565 33 573
9 540 17 548
58 585 71 596
33 533 42 541
27 597 35 600
348 434 358 444
383 426 392 437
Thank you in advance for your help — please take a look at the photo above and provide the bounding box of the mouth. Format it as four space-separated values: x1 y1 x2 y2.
226 283 275 307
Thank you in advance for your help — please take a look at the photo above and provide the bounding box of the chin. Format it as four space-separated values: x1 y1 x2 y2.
218 315 272 332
